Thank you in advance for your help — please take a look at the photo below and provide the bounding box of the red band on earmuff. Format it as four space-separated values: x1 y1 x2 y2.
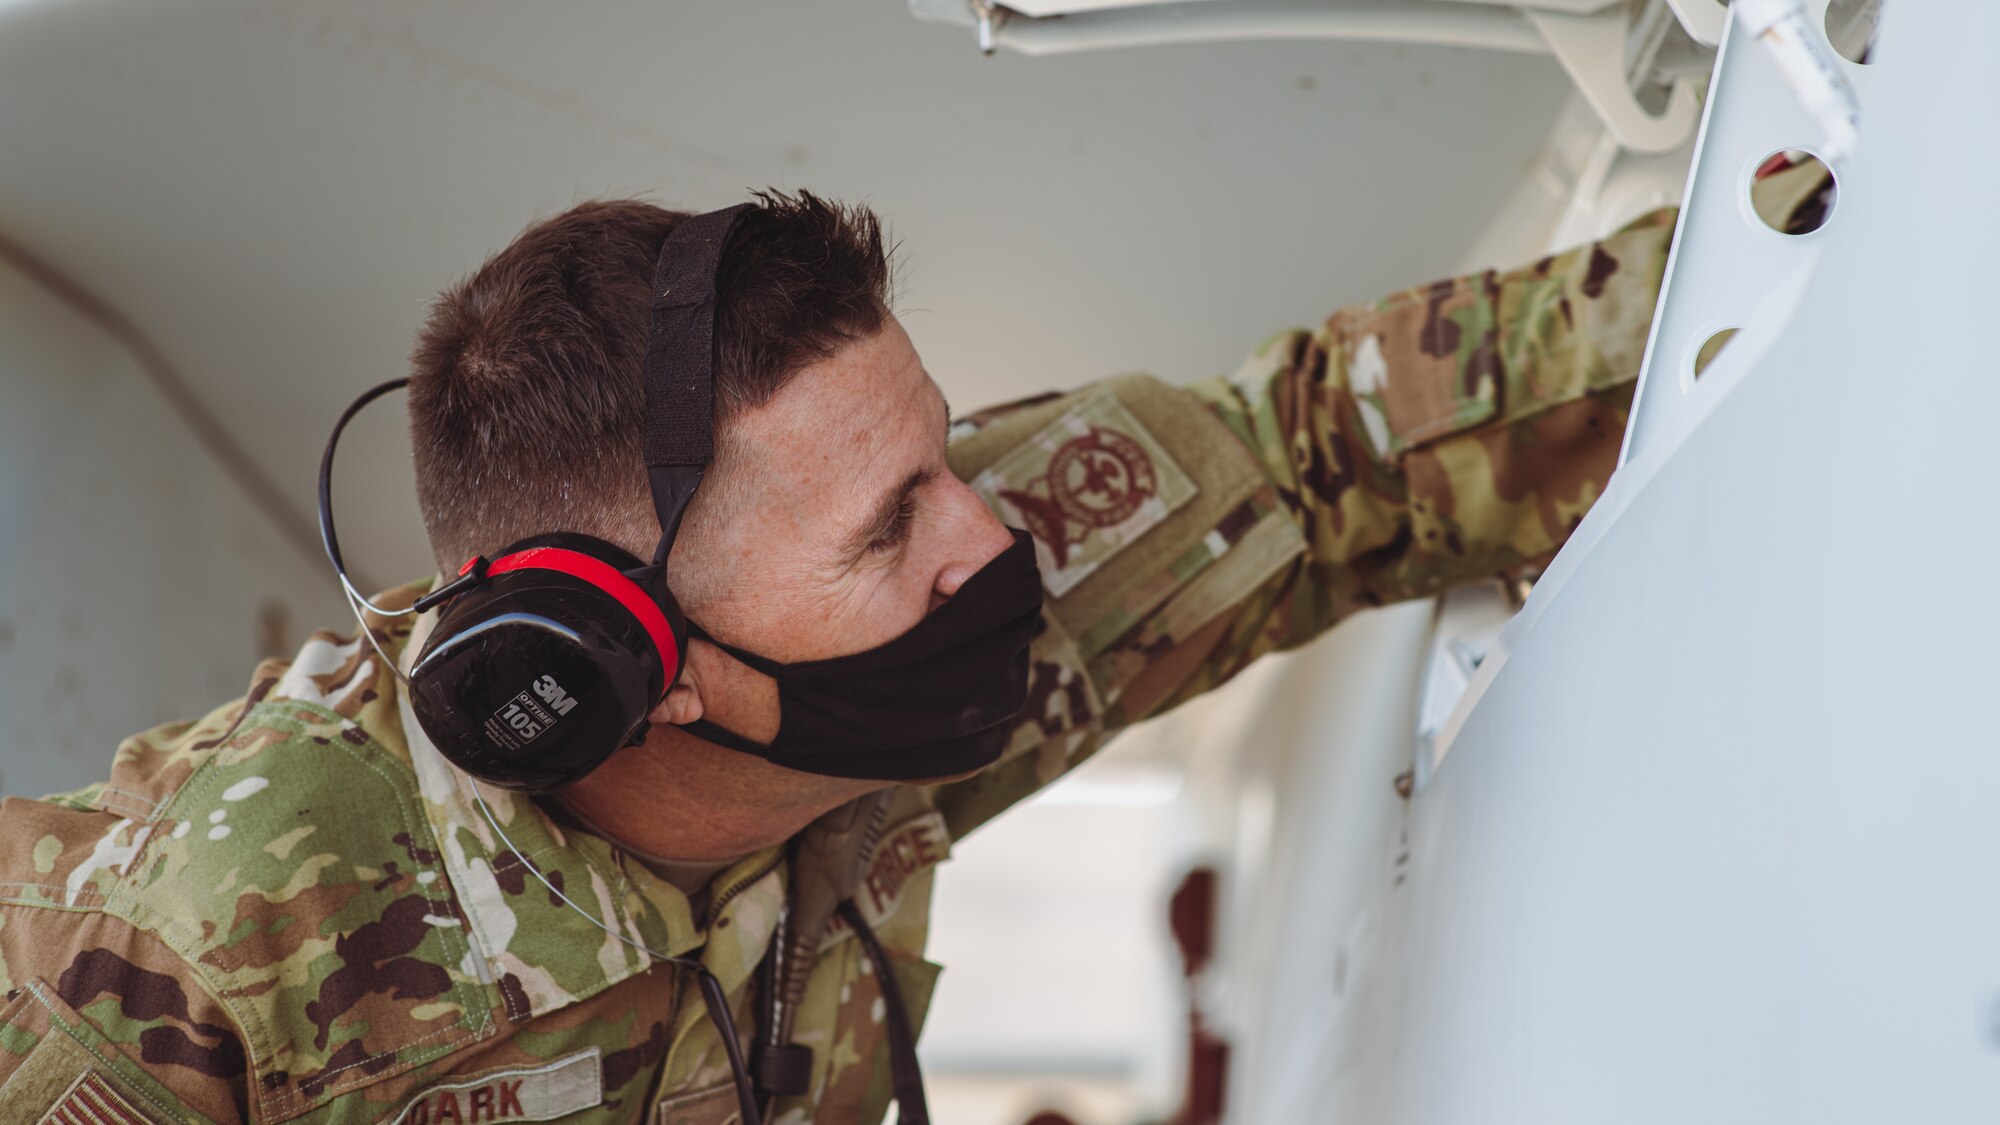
486 547 679 693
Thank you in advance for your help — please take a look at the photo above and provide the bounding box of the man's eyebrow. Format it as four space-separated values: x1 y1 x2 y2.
841 464 938 559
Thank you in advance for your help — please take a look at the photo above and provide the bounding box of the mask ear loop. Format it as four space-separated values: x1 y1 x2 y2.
318 377 416 687
470 788 763 1125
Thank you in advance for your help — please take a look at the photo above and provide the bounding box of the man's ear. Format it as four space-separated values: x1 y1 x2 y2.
653 637 779 741
650 650 706 726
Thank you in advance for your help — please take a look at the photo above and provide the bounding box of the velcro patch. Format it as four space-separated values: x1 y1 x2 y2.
38 1072 152 1125
389 1048 601 1125
971 388 1197 597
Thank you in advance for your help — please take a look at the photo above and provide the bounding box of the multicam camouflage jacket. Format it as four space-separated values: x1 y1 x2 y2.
0 211 1679 1125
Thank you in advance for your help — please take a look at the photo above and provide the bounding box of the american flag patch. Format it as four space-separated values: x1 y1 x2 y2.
38 1072 151 1125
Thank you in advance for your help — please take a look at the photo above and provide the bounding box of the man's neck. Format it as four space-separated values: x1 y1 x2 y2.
553 726 884 862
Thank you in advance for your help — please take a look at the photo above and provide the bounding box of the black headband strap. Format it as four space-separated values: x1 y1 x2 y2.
642 203 753 566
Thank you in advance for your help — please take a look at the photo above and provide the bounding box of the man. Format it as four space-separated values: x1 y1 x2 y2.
0 176 1717 1124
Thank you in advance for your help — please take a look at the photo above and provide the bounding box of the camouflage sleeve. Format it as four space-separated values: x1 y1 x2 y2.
933 210 1676 838
1190 206 1676 618
0 797 255 1125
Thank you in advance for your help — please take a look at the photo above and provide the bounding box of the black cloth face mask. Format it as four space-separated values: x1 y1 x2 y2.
681 528 1045 781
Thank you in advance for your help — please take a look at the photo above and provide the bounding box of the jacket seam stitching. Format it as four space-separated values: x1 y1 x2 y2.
95 786 167 820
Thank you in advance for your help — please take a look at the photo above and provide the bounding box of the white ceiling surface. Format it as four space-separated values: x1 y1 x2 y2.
0 0 1571 587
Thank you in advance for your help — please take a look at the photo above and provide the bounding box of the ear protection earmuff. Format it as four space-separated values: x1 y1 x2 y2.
399 531 683 792
317 203 753 792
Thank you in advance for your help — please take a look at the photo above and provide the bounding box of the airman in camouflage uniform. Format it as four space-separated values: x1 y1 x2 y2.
0 188 1735 1124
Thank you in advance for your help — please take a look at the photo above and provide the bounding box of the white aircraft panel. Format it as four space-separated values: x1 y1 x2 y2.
1386 2 2000 1120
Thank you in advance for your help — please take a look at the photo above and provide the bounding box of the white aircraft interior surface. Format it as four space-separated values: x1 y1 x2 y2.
8 1 1982 1123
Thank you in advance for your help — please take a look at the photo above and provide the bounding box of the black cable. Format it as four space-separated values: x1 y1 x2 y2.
686 959 764 1125
317 377 408 586
838 900 931 1125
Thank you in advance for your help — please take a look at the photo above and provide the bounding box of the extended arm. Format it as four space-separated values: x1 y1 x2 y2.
934 209 1676 836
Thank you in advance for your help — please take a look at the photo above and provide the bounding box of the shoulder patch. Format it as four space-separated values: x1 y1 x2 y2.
38 1072 152 1125
953 374 1303 709
970 387 1197 597
389 1048 601 1125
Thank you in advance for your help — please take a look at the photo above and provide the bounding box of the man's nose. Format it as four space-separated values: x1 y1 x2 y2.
932 481 1016 603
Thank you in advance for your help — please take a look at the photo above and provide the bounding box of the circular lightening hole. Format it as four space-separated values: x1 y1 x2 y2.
1825 0 1884 65
1693 328 1738 379
1751 150 1838 236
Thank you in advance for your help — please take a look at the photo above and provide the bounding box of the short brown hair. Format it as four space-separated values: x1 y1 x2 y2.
408 191 892 581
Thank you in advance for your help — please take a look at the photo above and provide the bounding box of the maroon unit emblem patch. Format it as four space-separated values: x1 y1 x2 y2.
1001 426 1160 567
1048 427 1159 529
973 389 1197 597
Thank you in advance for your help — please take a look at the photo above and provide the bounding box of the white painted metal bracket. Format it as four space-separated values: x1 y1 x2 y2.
914 0 1716 155
1620 0 1870 465
1523 5 1704 152
911 0 1555 56
1663 0 1729 46
1430 0 1622 13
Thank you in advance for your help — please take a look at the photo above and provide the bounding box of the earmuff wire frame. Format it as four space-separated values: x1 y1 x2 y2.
470 788 764 1125
318 376 420 620
318 376 425 686
339 581 414 689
